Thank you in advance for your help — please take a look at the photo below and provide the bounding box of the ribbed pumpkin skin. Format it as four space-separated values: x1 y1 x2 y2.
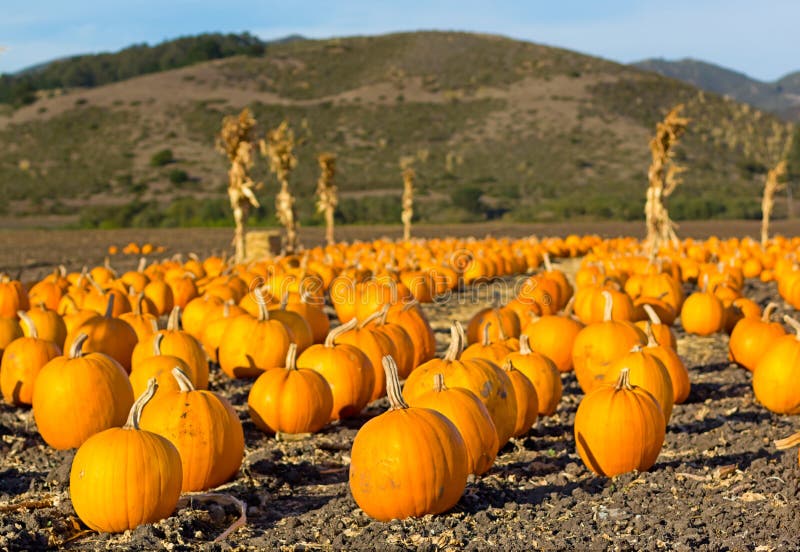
645 344 691 404
218 314 291 378
386 301 436 366
574 377 666 476
681 292 724 336
504 347 562 416
753 336 800 414
69 428 182 532
33 352 134 450
0 317 23 360
607 350 674 421
0 279 29 318
297 344 374 420
349 408 468 521
64 315 138 373
572 322 645 394
409 384 499 475
22 307 67 349
248 367 333 434
132 331 208 389
504 367 539 437
522 314 583 373
0 336 61 405
139 389 244 492
729 317 786 372
336 327 396 402
129 355 191 398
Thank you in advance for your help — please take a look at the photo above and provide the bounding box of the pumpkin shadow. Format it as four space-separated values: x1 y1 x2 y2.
250 458 349 487
655 447 781 471
0 467 38 495
684 379 751 404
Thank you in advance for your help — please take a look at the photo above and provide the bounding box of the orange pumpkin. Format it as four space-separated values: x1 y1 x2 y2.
64 294 138 373
502 361 539 437
0 311 61 405
521 299 584 373
752 315 800 414
503 334 562 416
729 302 785 372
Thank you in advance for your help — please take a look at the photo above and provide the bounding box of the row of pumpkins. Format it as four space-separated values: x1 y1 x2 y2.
1 233 800 530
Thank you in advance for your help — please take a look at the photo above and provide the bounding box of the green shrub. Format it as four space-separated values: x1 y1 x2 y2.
168 169 189 184
150 149 174 167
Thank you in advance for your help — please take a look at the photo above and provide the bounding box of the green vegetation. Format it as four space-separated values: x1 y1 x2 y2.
0 33 268 107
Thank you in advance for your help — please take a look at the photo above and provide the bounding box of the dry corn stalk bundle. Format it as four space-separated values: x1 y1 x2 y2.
645 104 689 256
400 157 416 241
261 121 300 254
316 153 338 246
761 160 788 246
215 108 261 263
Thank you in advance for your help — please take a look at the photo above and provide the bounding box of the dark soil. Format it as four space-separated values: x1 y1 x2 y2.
1 261 799 551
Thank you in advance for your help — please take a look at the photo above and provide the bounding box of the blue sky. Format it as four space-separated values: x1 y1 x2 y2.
1 0 798 81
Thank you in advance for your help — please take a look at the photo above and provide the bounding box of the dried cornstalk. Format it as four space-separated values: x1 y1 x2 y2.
215 108 261 263
316 153 338 246
400 158 416 241
762 160 788 245
645 105 689 255
261 121 299 254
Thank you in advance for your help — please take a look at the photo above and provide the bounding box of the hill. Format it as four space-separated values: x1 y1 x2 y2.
0 31 796 229
633 58 800 120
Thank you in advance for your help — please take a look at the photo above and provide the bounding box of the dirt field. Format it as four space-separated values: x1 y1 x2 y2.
1 223 800 550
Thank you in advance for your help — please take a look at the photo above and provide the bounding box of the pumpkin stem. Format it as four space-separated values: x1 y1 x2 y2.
149 318 159 334
401 299 419 313
503 359 516 372
481 321 492 346
125 378 159 430
563 296 575 317
642 304 662 325
601 290 614 322
222 301 231 318
325 318 358 347
16 310 38 339
61 294 79 314
630 344 643 353
358 307 384 329
152 332 165 356
377 304 390 327
543 251 553 272
254 288 270 322
519 333 532 355
167 306 182 331
279 292 289 310
171 367 196 392
454 321 467 353
137 257 147 273
433 372 447 392
285 342 298 370
86 273 105 295
644 321 660 347
762 302 778 323
444 323 461 362
614 367 632 391
103 293 116 319
495 310 508 341
784 315 800 338
775 431 800 450
383 356 409 410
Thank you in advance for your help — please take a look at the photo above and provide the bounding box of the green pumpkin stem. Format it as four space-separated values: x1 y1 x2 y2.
382 356 408 410
125 378 159 430
285 342 298 370
171 367 196 392
325 318 358 347
16 310 37 339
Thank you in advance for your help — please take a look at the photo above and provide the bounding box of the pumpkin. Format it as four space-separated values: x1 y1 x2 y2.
0 316 23 361
572 291 646 394
22 304 67 349
349 356 468 521
729 302 785 372
681 287 725 336
296 319 374 420
249 343 333 434
199 301 246 364
33 334 134 449
607 345 674 421
502 361 539 437
0 276 30 318
0 311 61 405
635 304 677 350
335 309 398 401
366 305 416 379
139 368 244 492
218 291 291 378
461 321 515 365
285 291 330 344
385 299 436 366
503 334 562 416
128 334 194 398
403 323 518 446
69 379 183 532
119 293 159 342
408 373 499 475
752 315 800 414
573 368 666 477
268 294 314 353
643 323 691 404
466 307 521 344
521 299 584 373
64 294 138 373
182 294 224 338
143 280 174 316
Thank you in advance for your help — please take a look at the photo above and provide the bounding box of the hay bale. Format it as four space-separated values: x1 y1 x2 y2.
245 230 281 261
